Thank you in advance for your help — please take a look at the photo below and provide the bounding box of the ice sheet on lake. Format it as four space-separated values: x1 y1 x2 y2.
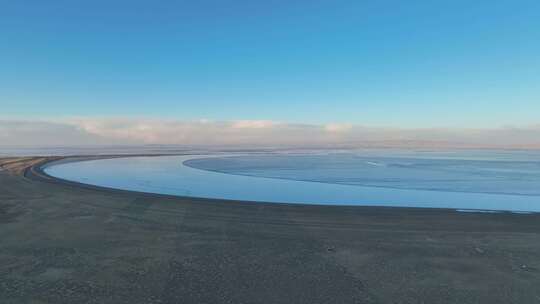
184 153 540 196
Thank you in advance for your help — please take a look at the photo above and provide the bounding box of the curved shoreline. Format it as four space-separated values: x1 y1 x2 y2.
27 155 438 211
37 155 539 213
26 154 241 205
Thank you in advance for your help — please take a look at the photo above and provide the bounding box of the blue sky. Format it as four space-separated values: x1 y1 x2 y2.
1 0 539 128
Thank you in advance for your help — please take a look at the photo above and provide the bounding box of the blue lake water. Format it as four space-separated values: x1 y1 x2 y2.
44 152 540 212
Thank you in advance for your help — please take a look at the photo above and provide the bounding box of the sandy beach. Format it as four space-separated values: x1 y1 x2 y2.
1 157 540 303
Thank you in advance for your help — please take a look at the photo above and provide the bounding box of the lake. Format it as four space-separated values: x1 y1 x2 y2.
44 151 540 212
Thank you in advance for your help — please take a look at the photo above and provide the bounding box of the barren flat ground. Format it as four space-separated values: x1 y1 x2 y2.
1 157 540 304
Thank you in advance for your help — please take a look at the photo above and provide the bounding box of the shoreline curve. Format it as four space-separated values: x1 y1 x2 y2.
30 155 538 214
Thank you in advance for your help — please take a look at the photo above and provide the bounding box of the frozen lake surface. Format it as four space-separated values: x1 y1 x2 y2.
44 151 540 212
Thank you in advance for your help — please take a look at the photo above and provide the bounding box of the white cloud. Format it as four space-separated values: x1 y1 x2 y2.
231 120 277 129
0 120 108 146
0 118 539 149
324 123 353 133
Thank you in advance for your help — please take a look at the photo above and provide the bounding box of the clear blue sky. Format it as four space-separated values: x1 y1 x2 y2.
1 0 539 127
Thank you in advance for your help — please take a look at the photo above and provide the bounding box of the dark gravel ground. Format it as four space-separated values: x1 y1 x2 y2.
1 157 540 303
